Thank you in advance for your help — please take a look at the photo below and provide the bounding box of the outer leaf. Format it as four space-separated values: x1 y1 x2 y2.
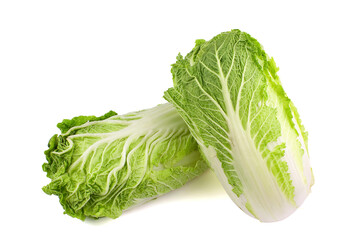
164 29 314 222
42 104 207 220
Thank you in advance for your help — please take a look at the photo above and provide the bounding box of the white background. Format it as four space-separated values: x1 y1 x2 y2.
1 0 358 239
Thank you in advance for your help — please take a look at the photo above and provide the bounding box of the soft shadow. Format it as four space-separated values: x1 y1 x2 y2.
177 169 226 198
85 216 115 225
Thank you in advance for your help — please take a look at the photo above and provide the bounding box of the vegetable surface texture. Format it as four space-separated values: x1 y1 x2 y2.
165 29 314 222
42 103 207 220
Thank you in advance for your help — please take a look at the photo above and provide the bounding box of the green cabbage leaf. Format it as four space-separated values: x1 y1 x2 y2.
42 103 207 220
165 30 314 222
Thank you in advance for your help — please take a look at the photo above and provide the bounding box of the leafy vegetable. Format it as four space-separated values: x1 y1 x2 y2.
42 103 207 220
165 29 314 222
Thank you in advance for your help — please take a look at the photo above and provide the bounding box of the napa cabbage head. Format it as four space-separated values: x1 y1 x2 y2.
164 29 314 222
42 103 207 220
